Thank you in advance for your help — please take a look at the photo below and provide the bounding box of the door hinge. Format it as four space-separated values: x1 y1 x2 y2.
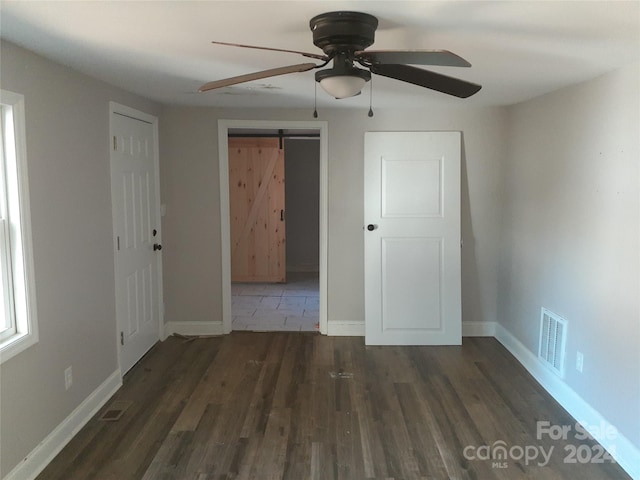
113 136 117 151
117 236 120 251
120 331 124 346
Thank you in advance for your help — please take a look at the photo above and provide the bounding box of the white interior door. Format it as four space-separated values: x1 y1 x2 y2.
110 107 162 373
364 131 461 345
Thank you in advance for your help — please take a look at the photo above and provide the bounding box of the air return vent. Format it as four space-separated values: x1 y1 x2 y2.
538 308 567 377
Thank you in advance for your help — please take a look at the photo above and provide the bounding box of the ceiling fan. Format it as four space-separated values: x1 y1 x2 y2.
198 11 482 100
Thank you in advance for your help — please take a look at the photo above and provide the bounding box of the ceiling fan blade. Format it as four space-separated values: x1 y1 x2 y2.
211 41 328 61
199 63 317 93
369 64 482 98
357 49 471 67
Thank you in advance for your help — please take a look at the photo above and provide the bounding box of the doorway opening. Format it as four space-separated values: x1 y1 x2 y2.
218 120 328 334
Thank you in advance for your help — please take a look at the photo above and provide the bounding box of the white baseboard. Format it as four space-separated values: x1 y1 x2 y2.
164 321 225 337
462 321 496 337
286 265 320 273
327 320 365 336
3 370 122 480
495 323 640 480
325 320 496 338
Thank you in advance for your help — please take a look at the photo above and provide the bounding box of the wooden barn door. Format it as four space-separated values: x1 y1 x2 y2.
229 137 286 283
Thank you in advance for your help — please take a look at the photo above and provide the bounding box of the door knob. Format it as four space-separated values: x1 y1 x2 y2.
367 224 377 231
153 243 162 251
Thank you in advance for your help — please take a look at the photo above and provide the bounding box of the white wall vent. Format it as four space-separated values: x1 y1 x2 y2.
538 308 568 377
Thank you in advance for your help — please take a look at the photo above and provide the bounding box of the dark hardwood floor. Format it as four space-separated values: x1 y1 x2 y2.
37 333 630 480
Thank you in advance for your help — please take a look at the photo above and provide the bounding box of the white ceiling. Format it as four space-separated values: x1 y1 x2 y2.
1 1 638 110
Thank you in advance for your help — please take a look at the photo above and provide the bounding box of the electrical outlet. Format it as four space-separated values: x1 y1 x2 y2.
576 352 584 373
64 366 73 390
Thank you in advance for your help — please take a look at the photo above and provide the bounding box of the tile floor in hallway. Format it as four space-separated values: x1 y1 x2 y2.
232 272 319 332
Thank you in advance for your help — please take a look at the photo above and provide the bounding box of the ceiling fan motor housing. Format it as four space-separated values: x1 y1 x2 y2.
310 11 378 55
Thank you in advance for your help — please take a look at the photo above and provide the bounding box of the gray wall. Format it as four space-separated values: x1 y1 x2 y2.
0 41 161 475
159 106 507 328
499 62 640 446
284 138 320 272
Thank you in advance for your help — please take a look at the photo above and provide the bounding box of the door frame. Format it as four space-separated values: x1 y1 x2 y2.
218 119 328 334
109 102 164 375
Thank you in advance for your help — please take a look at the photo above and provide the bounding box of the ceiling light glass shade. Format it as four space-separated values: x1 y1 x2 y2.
319 75 367 99
315 67 371 99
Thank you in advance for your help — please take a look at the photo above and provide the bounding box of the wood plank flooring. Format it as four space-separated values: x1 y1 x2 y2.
37 334 631 480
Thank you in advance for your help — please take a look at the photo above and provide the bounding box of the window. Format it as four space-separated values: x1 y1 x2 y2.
0 90 38 363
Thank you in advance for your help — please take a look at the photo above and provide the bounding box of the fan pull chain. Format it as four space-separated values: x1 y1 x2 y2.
368 77 374 117
313 81 318 118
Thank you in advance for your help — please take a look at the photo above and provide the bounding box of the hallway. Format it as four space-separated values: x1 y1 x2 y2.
232 272 319 332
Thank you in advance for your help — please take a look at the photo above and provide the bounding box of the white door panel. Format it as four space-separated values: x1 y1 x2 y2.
382 237 441 330
365 132 461 345
382 156 442 217
111 109 161 373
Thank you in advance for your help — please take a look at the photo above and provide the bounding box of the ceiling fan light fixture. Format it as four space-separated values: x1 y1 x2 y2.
315 67 371 99
201 11 482 100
